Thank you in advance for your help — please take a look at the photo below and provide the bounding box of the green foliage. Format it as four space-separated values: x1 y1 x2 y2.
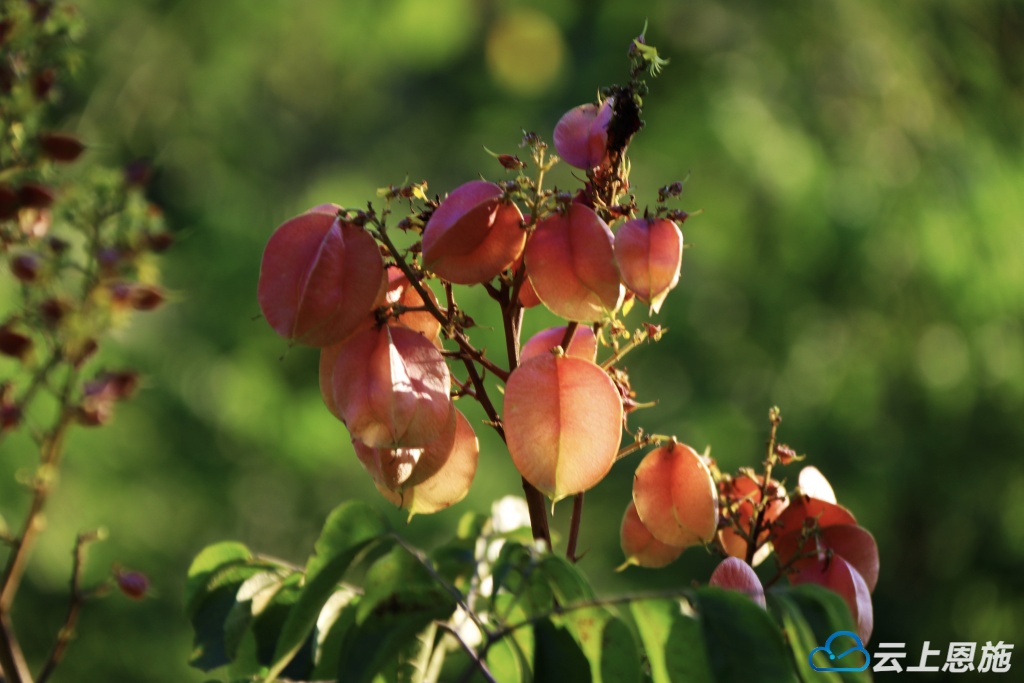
186 502 872 683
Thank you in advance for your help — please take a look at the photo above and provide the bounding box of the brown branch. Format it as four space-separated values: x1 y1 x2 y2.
558 322 579 355
36 531 104 683
0 612 31 683
566 493 585 563
746 407 782 566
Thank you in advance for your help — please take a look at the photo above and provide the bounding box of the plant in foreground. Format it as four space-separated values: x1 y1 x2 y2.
188 24 879 683
0 2 170 682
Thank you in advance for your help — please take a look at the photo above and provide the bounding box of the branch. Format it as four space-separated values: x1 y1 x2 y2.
37 530 105 683
0 613 31 683
566 493 584 563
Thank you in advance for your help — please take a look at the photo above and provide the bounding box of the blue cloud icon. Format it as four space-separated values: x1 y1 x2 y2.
808 630 870 672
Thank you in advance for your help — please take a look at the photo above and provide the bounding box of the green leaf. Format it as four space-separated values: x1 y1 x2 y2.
554 607 640 683
185 541 253 617
767 585 872 683
532 618 591 683
265 501 390 680
335 546 457 683
692 587 795 682
310 592 361 679
631 599 713 683
537 555 594 604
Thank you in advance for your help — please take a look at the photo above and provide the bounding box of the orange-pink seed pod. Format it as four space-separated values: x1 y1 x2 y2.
618 500 684 569
321 325 451 448
614 217 683 314
553 98 614 170
504 354 623 502
632 441 719 548
520 325 598 363
525 203 623 322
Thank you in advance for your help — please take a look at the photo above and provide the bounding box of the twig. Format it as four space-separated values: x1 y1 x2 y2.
558 322 579 355
37 531 105 683
439 622 497 683
0 613 31 683
746 407 782 566
566 493 585 563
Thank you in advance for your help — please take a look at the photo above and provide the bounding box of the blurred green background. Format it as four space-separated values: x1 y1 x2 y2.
5 0 1024 680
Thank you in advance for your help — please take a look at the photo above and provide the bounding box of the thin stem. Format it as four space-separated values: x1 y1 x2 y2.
1 368 79 613
0 352 62 451
566 493 584 563
746 408 782 566
37 531 104 683
600 329 650 370
0 612 31 683
558 322 579 355
615 433 671 462
439 622 497 683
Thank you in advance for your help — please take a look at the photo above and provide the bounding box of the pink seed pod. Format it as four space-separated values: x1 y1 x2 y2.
422 180 525 285
618 500 683 570
632 441 719 548
320 325 452 448
504 353 623 503
257 210 386 347
520 325 598 363
553 98 614 170
709 557 766 609
614 217 683 314
524 203 623 322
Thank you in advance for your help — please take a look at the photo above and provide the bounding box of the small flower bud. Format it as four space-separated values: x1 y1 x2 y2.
39 133 86 162
40 297 70 326
32 68 56 99
0 186 18 220
115 569 149 600
143 231 174 253
0 326 32 360
130 285 165 311
11 253 41 282
17 183 55 209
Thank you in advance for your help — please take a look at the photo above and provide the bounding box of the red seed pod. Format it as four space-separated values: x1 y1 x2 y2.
320 325 452 448
618 500 683 569
258 211 386 347
422 180 526 285
632 441 719 548
504 353 623 502
553 98 614 170
613 217 683 314
717 474 787 562
377 266 442 344
39 132 86 162
524 203 623 322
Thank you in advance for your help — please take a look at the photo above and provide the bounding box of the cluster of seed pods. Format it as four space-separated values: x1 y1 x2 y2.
258 205 480 517
257 95 689 519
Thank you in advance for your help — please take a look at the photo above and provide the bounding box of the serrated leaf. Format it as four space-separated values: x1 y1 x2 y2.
265 501 389 680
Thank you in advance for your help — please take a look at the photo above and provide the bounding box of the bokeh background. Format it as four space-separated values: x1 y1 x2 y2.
5 0 1023 680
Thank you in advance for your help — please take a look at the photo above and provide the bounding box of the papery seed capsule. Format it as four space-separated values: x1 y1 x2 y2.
633 441 718 548
614 217 683 314
553 98 614 170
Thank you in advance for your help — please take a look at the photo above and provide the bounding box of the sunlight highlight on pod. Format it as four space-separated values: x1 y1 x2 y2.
524 203 623 322
503 353 623 502
320 325 451 448
632 441 719 548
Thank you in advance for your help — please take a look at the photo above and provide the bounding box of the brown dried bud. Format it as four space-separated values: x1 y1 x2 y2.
11 253 41 282
17 184 55 209
78 370 139 426
497 154 526 171
39 133 86 162
0 326 32 360
32 68 56 99
143 231 174 253
130 285 165 311
40 297 70 326
47 236 69 254
774 443 801 465
0 405 21 432
124 159 152 187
